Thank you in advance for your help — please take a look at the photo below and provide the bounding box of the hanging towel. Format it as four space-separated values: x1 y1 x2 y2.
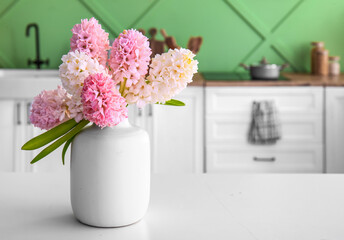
248 101 281 144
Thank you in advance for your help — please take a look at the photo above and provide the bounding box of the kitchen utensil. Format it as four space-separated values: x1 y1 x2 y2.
148 28 165 57
187 36 203 54
240 57 289 80
160 29 179 49
138 28 146 35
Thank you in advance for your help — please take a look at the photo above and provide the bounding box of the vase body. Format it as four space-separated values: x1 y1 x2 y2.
70 119 150 227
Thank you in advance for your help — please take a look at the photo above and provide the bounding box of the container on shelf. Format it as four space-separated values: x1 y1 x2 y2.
329 56 340 76
316 49 329 76
311 41 329 76
311 42 324 74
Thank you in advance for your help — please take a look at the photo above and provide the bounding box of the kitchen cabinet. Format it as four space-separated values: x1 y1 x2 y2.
0 100 15 172
4 69 344 174
0 71 67 173
206 86 324 173
150 87 204 173
326 87 344 173
1 81 202 174
0 99 67 173
13 100 33 173
0 99 37 172
127 104 150 132
128 87 204 173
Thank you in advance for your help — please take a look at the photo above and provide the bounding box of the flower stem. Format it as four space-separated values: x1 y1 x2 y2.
119 78 127 96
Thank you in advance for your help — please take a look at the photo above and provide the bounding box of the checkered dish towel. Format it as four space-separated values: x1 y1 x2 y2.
248 101 281 144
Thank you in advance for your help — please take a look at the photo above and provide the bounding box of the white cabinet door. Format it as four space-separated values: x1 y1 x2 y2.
29 126 70 173
0 73 63 173
127 104 149 130
0 99 43 172
150 87 204 173
0 100 33 172
0 100 15 172
13 100 32 172
206 86 324 173
9 99 70 173
326 87 344 173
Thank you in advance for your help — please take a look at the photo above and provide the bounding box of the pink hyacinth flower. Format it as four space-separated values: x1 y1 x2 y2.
109 29 152 87
81 73 128 128
30 86 69 130
70 17 110 67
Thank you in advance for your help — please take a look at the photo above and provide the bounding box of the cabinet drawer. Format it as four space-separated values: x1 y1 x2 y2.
206 114 323 144
206 87 323 115
206 144 323 173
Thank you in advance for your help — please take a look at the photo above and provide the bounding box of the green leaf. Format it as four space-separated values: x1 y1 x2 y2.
30 120 89 164
62 135 76 165
158 99 185 106
22 119 78 150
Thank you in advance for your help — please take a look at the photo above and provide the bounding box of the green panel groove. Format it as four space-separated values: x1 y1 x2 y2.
0 0 343 73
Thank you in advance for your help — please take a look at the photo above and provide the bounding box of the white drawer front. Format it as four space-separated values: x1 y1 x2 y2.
207 144 323 173
206 114 323 144
206 144 323 173
206 87 323 115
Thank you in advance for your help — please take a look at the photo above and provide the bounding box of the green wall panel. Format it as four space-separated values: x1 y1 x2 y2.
0 0 343 73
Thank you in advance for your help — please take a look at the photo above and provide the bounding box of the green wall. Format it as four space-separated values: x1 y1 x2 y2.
0 0 343 73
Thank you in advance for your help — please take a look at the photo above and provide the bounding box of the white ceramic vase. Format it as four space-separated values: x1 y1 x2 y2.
70 119 150 227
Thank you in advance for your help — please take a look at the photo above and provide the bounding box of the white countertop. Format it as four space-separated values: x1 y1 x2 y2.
0 69 60 99
1 173 343 240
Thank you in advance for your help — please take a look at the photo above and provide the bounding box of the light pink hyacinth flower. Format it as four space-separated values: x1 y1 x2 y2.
30 86 70 130
81 73 128 128
109 29 151 87
70 17 110 67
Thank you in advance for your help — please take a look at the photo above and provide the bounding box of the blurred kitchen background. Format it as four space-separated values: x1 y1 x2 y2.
1 0 344 174
1 0 344 71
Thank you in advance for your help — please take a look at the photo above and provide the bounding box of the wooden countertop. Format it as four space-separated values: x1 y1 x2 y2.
195 72 344 87
189 73 206 86
283 73 344 86
2 173 344 239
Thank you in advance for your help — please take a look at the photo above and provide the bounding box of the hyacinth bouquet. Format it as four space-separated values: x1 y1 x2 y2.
22 18 198 164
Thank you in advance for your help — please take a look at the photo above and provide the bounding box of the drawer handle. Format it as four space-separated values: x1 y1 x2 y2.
148 104 153 117
253 157 276 162
26 102 31 125
16 102 21 125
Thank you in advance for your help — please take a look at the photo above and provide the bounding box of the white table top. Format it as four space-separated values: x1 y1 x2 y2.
1 173 343 240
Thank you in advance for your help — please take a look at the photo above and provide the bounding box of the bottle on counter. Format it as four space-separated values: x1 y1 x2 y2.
311 42 324 74
311 41 329 76
316 48 329 76
329 56 340 76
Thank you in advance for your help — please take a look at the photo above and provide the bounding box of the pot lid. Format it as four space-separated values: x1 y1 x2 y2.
250 57 279 68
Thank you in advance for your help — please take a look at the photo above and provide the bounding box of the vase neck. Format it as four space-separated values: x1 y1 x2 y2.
90 118 131 130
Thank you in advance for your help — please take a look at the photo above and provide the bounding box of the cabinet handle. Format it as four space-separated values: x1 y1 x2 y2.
16 102 21 125
253 157 276 162
148 104 153 117
26 102 31 125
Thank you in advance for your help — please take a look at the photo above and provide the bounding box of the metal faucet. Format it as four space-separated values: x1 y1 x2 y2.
26 23 49 69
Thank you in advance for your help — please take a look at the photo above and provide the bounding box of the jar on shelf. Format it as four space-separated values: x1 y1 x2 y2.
329 56 340 76
311 42 324 74
316 49 329 76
